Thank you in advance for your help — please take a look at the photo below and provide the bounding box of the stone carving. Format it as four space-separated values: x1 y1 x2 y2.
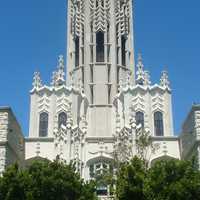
90 0 110 32
71 128 85 173
114 127 133 163
71 0 85 38
144 71 151 86
80 115 88 134
38 94 50 112
160 70 170 88
136 53 145 84
115 0 130 36
54 125 68 161
51 55 65 87
152 94 164 111
136 53 151 86
33 72 42 89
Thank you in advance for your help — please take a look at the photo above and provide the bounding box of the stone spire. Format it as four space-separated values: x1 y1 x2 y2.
144 71 151 86
136 54 151 86
32 72 42 89
51 55 65 87
160 70 170 88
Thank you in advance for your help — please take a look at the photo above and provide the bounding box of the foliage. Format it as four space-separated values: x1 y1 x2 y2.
116 157 146 200
94 170 115 196
116 157 200 200
135 127 160 167
0 160 97 200
1 157 200 200
144 159 200 200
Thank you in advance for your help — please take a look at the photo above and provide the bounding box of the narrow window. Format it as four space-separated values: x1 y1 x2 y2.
108 86 111 104
117 47 119 64
39 112 48 137
90 66 94 82
121 36 126 66
101 0 104 7
154 111 164 136
91 86 94 104
58 112 67 129
117 67 120 90
136 111 144 128
75 36 79 67
90 46 94 63
82 68 85 85
96 32 104 62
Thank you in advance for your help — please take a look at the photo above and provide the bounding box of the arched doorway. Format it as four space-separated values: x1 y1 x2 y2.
87 156 114 196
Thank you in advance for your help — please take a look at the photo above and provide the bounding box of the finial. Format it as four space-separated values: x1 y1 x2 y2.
51 71 58 87
58 55 64 70
51 55 65 88
144 71 151 86
137 53 143 66
33 72 42 89
160 70 170 88
136 53 145 85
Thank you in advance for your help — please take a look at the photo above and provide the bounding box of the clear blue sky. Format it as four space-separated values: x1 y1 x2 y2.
0 0 200 136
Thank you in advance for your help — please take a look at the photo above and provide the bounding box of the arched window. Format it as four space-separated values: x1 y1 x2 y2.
39 112 48 137
96 31 104 62
58 112 67 129
136 111 144 128
154 111 164 136
89 161 113 196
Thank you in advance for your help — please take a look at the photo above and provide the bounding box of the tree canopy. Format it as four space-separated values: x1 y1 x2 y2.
0 160 97 200
1 157 200 200
145 159 200 200
116 157 200 200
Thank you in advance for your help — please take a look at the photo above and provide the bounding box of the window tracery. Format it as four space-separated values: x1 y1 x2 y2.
89 160 113 196
136 111 144 128
58 112 67 129
39 112 48 137
154 111 164 136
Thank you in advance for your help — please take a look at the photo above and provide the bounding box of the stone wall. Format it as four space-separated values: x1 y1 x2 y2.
180 105 200 160
0 107 25 173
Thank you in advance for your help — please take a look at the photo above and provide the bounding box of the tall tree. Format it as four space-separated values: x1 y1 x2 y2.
0 160 97 200
116 157 146 200
144 159 200 200
116 157 200 200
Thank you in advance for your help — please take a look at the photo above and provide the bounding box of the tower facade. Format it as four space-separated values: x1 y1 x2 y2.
67 0 135 137
25 0 180 196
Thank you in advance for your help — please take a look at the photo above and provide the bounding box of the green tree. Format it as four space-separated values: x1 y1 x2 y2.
116 157 146 200
144 159 200 200
135 127 160 168
0 160 97 200
116 157 200 200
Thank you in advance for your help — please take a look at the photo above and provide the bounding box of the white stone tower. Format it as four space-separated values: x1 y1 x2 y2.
26 1 180 196
66 0 135 137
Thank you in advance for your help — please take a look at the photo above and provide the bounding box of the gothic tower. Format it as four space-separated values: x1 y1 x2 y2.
26 0 180 190
67 0 135 137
